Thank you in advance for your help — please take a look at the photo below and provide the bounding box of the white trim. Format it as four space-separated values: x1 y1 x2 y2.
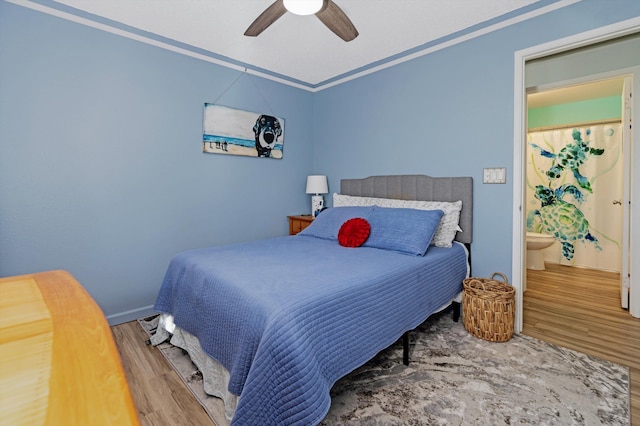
6 0 312 91
631 70 640 318
318 0 581 91
513 17 640 331
513 53 527 333
10 0 579 92
106 304 157 326
621 76 632 310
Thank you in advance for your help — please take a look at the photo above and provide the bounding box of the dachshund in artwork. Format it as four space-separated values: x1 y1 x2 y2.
253 115 282 157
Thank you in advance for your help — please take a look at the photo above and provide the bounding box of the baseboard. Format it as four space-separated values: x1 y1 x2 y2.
106 305 157 326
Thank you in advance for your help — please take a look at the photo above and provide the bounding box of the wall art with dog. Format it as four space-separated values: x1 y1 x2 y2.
203 104 285 159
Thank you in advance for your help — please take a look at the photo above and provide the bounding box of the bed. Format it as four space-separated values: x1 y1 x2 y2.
152 174 473 425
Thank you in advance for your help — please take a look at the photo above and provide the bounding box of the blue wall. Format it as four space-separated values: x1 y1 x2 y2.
1 0 639 323
0 2 314 323
313 0 640 283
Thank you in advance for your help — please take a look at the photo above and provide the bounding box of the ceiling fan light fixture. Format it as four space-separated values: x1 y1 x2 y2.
283 0 323 16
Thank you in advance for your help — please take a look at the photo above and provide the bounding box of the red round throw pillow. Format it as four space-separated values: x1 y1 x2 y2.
338 218 371 248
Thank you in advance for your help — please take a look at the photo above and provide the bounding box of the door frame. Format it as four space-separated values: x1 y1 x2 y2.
512 17 640 332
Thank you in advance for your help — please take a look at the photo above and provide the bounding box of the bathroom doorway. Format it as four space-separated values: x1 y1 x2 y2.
512 23 640 332
525 76 630 307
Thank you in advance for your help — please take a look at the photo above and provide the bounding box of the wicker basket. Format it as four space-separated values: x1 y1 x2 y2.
462 272 515 342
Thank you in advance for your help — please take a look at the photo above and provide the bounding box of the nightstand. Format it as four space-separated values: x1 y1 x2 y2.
288 215 314 235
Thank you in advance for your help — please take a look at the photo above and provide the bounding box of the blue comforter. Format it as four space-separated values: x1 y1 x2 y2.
154 235 468 425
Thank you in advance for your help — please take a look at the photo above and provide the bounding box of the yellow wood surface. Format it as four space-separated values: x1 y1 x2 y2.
0 270 140 426
0 278 53 426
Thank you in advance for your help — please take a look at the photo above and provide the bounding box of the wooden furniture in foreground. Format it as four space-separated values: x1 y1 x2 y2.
0 270 139 426
287 214 314 235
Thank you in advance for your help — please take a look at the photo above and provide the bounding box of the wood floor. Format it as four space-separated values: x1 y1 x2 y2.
523 263 639 425
112 321 215 425
112 264 639 425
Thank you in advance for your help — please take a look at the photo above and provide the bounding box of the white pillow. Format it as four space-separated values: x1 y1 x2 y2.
333 193 462 248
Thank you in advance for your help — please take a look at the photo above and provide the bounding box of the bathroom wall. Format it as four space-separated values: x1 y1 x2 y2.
526 96 623 272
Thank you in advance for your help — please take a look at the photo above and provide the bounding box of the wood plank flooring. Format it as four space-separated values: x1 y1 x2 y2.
112 321 215 425
523 263 639 425
112 264 639 425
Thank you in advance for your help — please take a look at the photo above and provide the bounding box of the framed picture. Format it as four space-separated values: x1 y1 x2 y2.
203 104 285 159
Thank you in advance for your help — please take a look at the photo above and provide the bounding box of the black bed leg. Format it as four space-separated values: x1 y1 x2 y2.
452 301 461 322
402 331 409 366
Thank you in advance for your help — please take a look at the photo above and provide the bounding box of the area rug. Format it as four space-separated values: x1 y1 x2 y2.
138 312 629 425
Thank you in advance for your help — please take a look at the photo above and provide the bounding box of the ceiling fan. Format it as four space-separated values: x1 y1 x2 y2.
244 0 359 42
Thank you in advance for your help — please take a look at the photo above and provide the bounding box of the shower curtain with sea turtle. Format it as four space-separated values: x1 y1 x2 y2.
526 122 623 272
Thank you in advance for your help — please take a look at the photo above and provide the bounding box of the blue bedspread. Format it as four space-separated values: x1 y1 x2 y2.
154 235 468 425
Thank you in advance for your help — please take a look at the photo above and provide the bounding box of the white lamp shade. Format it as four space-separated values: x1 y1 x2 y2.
306 175 328 194
283 0 324 15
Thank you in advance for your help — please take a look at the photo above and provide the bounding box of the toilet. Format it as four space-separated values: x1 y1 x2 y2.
526 232 555 270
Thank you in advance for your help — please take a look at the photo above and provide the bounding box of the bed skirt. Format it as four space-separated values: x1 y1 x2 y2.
153 292 462 422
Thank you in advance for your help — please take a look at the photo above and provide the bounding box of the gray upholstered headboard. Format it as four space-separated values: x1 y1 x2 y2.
340 175 473 244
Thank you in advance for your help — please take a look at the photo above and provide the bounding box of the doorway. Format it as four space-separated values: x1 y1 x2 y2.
525 77 628 302
512 20 640 332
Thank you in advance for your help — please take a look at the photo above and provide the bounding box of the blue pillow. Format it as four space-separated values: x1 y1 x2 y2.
363 206 444 256
298 206 374 240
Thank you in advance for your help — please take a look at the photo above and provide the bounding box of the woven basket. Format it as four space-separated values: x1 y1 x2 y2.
462 272 515 342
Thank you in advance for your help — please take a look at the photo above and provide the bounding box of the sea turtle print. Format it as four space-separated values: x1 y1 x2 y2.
530 129 604 193
527 184 601 261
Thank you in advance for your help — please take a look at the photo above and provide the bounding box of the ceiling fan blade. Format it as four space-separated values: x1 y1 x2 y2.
316 0 358 42
244 0 287 37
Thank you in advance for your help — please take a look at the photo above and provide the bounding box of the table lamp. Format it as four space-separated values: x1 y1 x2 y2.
306 175 328 217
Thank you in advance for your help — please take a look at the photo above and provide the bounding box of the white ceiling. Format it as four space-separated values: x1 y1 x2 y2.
528 77 625 108
46 0 561 89
29 0 622 101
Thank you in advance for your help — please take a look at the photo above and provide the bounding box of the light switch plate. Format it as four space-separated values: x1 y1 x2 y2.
483 167 506 184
